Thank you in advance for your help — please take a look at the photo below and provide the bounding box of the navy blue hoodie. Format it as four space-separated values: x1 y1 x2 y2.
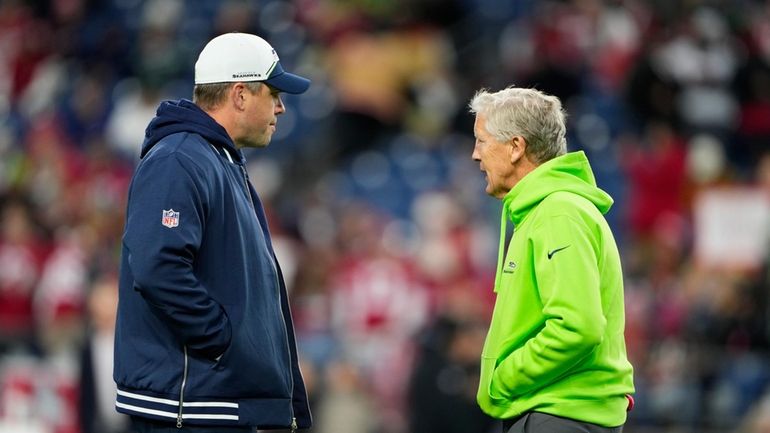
114 99 311 429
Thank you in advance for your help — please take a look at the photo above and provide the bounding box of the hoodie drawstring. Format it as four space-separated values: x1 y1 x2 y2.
494 203 508 293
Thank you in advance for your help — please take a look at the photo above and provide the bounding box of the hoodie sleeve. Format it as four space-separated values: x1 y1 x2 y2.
491 212 606 398
123 152 231 360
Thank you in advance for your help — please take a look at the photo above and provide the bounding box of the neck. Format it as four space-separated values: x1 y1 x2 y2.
205 108 239 147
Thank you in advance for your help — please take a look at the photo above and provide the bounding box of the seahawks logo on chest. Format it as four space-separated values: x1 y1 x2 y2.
502 260 517 274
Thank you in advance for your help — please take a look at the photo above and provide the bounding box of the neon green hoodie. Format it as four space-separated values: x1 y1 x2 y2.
477 151 635 427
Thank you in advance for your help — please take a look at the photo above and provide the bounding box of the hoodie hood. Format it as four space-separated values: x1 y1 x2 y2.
503 151 613 225
142 99 241 162
493 151 613 292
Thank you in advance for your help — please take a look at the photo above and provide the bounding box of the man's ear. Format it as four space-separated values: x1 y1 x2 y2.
510 136 527 165
231 83 246 111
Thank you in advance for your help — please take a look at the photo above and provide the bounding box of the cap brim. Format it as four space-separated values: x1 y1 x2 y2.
265 71 311 94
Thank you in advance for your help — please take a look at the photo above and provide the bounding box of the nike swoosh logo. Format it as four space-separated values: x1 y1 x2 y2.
547 245 570 260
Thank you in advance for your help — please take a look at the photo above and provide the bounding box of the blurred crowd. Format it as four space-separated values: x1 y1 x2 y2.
0 0 769 433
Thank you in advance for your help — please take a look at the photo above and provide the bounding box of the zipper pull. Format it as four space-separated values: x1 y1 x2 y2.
291 417 297 433
176 415 183 429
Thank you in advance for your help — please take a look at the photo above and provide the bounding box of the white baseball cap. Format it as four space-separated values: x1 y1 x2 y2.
194 33 310 94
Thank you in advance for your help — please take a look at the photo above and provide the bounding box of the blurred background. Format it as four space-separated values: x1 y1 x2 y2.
0 0 769 432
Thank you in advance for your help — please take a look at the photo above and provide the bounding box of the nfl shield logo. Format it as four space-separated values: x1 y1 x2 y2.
161 209 179 228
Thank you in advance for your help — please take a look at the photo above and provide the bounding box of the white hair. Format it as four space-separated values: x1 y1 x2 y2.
469 86 567 164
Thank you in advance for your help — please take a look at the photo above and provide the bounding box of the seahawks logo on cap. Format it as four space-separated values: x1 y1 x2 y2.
232 72 263 79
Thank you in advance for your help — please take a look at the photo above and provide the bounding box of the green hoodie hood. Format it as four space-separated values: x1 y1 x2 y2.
504 151 612 224
494 151 613 291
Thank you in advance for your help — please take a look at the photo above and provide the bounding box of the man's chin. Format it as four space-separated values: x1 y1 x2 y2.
487 186 506 200
237 138 271 149
485 184 496 197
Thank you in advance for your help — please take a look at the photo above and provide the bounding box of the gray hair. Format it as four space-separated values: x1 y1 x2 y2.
469 86 567 164
193 81 263 111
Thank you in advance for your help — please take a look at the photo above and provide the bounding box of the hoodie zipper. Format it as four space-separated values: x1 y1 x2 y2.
239 164 297 429
177 345 189 428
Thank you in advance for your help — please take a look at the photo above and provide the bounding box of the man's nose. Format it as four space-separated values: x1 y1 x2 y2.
275 96 285 114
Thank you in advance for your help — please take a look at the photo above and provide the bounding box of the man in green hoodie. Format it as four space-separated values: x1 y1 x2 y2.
469 87 635 433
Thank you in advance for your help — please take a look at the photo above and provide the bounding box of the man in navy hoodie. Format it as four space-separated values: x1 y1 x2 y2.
114 33 312 432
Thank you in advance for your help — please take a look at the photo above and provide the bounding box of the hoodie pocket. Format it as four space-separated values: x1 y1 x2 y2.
211 341 232 370
197 319 291 399
480 355 509 405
